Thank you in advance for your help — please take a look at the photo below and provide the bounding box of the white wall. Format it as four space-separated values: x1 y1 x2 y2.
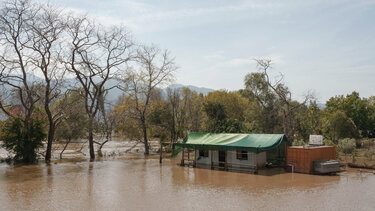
195 150 212 166
226 151 266 168
195 150 266 168
256 152 267 167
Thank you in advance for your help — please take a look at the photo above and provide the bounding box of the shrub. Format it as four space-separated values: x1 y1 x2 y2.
0 118 46 163
323 139 335 146
338 138 356 154
292 139 307 146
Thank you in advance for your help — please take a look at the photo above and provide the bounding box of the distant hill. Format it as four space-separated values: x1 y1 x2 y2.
167 84 215 96
0 74 215 106
105 83 215 103
317 103 326 109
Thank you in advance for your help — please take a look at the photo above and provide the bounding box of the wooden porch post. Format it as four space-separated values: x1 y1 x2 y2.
211 150 214 169
193 149 197 167
180 148 185 166
224 151 228 171
187 149 190 166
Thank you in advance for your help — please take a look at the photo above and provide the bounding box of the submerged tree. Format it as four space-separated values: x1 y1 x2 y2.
123 45 176 155
0 0 44 162
94 89 116 156
65 16 133 160
0 0 69 162
26 3 65 162
164 87 204 144
55 90 88 159
0 0 40 127
0 117 45 163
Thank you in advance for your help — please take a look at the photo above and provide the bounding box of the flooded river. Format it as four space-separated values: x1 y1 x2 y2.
0 157 374 211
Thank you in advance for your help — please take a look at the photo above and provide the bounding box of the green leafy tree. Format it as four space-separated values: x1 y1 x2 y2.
323 110 359 142
0 117 45 163
243 60 312 139
203 101 227 121
326 92 375 137
203 101 245 133
205 90 250 122
295 101 321 140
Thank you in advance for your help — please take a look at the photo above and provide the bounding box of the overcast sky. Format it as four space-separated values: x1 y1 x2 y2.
43 0 375 102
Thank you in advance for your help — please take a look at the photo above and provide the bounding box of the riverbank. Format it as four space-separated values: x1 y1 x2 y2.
337 144 375 170
0 139 162 162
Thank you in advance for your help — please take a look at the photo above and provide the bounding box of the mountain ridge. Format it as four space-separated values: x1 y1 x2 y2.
0 74 215 104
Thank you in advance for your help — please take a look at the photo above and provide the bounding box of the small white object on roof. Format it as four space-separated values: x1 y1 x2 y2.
309 135 323 145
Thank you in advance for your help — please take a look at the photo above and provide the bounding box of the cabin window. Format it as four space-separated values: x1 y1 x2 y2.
199 150 209 157
236 150 248 160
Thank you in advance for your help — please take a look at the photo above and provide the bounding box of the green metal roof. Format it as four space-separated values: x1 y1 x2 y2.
172 132 287 157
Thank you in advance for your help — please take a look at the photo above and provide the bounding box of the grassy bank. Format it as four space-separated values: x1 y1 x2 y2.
336 138 375 169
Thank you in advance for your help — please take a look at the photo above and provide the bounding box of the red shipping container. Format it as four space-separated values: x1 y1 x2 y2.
286 146 336 174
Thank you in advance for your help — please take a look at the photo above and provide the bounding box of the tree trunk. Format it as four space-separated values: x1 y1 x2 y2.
282 109 288 139
142 118 149 155
44 78 55 162
159 143 162 164
45 123 55 162
88 117 95 160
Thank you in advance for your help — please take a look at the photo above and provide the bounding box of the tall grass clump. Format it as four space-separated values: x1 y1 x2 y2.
364 148 375 160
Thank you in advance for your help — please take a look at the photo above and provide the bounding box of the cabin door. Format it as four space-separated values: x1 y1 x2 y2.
218 151 226 167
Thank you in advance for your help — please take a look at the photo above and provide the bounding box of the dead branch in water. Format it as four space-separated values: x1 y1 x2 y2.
124 141 141 153
76 140 88 156
60 139 72 159
93 140 109 150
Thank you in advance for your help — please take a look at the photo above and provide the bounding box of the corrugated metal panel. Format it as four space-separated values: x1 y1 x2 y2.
286 146 336 174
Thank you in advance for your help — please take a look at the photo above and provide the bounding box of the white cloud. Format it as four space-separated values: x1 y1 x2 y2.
83 1 281 33
228 58 252 67
203 52 284 70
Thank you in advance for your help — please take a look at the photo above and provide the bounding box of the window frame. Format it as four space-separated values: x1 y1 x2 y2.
236 150 248 160
199 150 209 157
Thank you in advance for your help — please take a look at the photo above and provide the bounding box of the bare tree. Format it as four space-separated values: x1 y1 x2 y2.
25 3 66 162
166 88 180 144
254 59 313 140
166 87 199 145
65 16 133 160
0 0 68 162
55 90 88 159
124 45 176 155
93 90 116 156
0 0 40 130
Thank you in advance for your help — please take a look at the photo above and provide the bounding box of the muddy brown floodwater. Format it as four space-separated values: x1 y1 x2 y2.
0 157 374 211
